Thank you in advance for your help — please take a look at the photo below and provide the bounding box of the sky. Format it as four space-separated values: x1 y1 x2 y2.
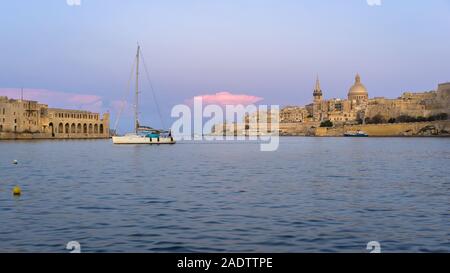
1 0 450 131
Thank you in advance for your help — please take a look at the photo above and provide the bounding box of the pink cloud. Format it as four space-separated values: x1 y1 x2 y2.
0 88 103 113
192 91 264 106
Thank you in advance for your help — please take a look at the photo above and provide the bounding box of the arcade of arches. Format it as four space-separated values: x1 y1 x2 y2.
47 109 109 139
0 97 110 139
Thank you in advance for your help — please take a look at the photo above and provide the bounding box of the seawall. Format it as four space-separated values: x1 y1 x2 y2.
0 132 110 140
314 120 450 137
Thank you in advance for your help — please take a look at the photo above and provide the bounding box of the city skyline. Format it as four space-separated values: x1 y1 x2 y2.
1 0 450 130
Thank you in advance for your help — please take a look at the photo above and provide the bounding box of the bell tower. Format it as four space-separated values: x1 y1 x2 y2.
312 76 324 121
313 76 323 103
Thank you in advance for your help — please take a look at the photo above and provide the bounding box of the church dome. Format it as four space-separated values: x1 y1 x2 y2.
348 74 368 100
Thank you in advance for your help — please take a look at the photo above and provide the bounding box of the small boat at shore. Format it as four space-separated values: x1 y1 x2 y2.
344 130 369 137
113 45 175 145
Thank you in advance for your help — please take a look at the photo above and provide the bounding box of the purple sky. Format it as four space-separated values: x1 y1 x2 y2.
1 0 449 131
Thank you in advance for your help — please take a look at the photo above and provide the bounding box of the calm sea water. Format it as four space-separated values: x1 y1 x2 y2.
0 138 449 253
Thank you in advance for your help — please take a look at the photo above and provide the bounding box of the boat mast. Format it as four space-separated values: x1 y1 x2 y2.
135 45 140 134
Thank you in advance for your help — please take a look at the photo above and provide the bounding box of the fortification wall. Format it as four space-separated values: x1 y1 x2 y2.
315 120 450 137
279 122 320 136
366 102 429 120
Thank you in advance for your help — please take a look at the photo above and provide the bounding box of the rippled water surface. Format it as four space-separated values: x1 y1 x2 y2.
0 138 449 252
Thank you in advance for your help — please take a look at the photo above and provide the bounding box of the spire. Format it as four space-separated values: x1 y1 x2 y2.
313 75 323 101
315 75 321 92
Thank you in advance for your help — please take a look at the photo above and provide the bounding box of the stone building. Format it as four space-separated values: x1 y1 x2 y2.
211 75 449 136
280 74 449 125
280 106 310 123
0 96 110 139
364 83 450 121
212 109 279 136
280 74 369 124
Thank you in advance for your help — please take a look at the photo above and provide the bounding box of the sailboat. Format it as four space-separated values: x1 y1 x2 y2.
112 45 176 145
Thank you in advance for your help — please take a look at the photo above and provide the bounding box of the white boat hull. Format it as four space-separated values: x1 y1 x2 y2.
112 135 176 144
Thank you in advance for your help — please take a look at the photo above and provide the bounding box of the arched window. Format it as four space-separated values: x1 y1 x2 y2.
89 124 93 134
58 123 63 134
71 123 76 133
94 124 98 134
100 124 104 134
77 124 82 134
83 124 87 134
65 123 70 134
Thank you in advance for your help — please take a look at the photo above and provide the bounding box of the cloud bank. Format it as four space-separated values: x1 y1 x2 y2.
192 91 264 106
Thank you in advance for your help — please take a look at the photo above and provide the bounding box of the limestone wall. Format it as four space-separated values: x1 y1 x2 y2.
365 87 450 120
315 120 450 137
279 122 320 136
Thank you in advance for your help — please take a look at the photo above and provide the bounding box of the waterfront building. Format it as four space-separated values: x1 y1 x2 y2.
211 75 450 136
280 75 450 125
0 96 110 139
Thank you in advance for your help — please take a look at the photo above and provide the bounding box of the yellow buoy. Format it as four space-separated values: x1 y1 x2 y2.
13 186 21 196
